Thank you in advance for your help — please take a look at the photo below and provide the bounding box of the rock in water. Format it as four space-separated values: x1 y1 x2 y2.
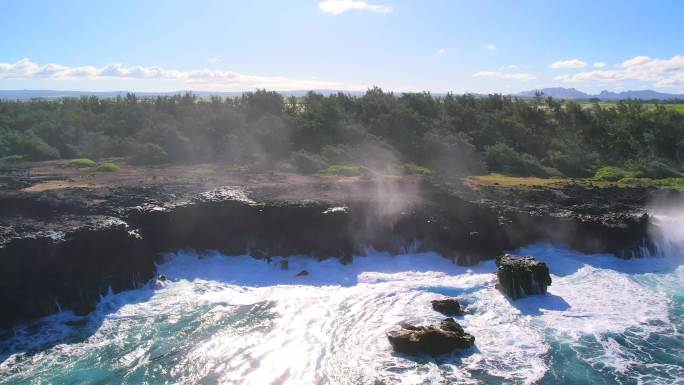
296 270 309 276
495 254 552 299
431 298 463 316
386 318 475 355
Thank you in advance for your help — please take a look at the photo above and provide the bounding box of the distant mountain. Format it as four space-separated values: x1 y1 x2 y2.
515 87 684 100
596 90 684 100
2 88 683 101
515 87 590 99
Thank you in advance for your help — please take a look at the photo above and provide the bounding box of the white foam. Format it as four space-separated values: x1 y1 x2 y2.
0 246 681 384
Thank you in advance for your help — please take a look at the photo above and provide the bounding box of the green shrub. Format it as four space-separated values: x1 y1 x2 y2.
291 151 328 174
318 164 369 176
321 145 353 164
131 143 169 165
274 161 296 173
95 162 121 172
422 130 485 175
8 133 60 161
593 166 628 181
1 154 25 162
547 149 597 178
629 159 681 179
403 163 433 176
68 158 96 168
484 143 550 177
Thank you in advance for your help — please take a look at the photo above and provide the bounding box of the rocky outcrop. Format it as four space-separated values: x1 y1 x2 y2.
0 179 664 330
0 220 155 327
387 318 475 355
431 299 463 316
495 254 552 299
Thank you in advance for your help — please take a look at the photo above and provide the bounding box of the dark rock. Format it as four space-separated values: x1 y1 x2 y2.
0 221 155 329
279 260 289 270
386 317 475 355
495 254 552 299
340 253 353 265
431 298 463 316
296 270 309 276
158 274 167 282
0 177 664 330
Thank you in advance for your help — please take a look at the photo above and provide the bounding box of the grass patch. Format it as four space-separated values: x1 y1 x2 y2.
593 166 629 181
0 154 25 162
68 158 96 168
403 163 433 176
318 164 369 177
579 102 684 114
465 173 684 191
465 173 572 189
618 177 684 191
95 162 121 172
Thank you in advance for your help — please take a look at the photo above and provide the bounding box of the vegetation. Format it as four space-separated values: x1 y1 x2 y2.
403 163 433 176
95 162 120 172
0 154 25 162
593 166 629 181
318 164 369 176
465 174 569 189
68 158 96 167
1 90 683 179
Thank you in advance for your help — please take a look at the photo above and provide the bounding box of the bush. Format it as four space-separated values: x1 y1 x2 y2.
422 130 484 176
95 162 121 172
131 143 169 165
321 145 353 164
1 154 25 162
403 163 433 176
274 161 296 173
629 159 681 179
68 158 96 168
547 149 597 178
291 151 328 174
318 164 369 176
8 132 60 161
484 143 551 177
593 166 628 181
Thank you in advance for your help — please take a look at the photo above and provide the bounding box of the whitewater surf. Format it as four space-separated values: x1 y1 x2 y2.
0 240 681 384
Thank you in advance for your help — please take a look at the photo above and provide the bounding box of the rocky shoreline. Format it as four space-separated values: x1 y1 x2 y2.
0 162 675 330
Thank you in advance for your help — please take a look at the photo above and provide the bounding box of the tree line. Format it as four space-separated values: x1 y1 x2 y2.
1 88 683 178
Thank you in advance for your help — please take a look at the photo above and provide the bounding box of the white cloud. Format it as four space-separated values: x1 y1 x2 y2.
208 57 220 63
318 0 392 15
474 71 537 81
550 59 588 69
0 58 362 90
555 55 684 87
506 64 519 69
437 48 446 54
593 62 606 68
483 44 497 50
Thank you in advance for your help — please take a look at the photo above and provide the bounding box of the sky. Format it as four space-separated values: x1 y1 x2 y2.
1 0 683 94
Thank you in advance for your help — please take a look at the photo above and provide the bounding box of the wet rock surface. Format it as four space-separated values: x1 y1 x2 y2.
496 254 552 299
387 318 475 355
0 161 675 329
431 299 463 316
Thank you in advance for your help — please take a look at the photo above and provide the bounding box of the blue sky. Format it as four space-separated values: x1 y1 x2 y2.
1 0 683 93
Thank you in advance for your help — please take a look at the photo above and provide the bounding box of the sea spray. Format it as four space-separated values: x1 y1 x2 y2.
0 247 681 384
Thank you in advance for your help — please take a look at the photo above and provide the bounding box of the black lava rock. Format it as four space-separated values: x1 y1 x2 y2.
431 298 463 316
387 317 475 355
495 254 552 299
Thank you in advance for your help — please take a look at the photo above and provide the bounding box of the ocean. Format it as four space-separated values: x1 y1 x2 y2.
0 235 682 384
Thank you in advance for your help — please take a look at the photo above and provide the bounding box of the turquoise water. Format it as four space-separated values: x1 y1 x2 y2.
0 243 682 384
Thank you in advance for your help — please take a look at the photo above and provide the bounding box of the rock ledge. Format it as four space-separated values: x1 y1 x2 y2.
387 318 475 355
496 254 552 299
